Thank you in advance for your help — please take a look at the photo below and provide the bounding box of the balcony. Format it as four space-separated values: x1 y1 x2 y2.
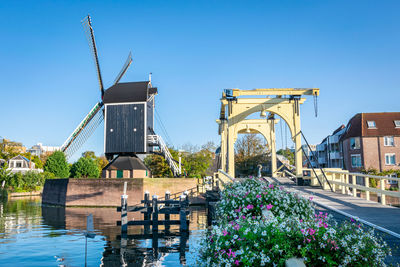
316 144 326 152
318 157 326 164
328 135 340 144
329 151 342 160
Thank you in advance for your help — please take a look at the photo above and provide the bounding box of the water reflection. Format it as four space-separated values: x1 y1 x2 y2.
0 197 206 266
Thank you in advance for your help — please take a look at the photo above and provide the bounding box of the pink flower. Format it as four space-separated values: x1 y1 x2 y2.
246 204 254 210
269 184 274 189
266 204 273 210
256 194 261 198
234 260 240 266
241 215 246 219
223 230 228 236
260 204 263 208
234 224 240 230
309 196 314 201
309 228 316 235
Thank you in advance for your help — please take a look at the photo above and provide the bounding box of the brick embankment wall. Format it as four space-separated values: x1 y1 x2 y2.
42 178 199 207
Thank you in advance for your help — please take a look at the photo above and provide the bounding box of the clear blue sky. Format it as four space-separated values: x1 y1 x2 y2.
1 0 399 161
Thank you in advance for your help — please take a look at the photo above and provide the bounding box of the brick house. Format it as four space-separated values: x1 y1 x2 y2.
341 112 400 173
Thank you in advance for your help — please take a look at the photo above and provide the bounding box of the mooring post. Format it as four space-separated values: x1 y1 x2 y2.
144 191 150 234
165 191 170 232
121 181 128 234
179 194 188 232
152 195 158 232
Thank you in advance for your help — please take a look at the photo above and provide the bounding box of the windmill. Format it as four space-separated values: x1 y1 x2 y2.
60 15 182 177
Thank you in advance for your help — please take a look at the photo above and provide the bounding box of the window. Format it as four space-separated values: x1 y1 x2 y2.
367 121 376 128
385 154 396 165
350 137 360 149
384 136 394 146
395 120 400 128
388 173 398 185
351 154 362 168
16 162 22 168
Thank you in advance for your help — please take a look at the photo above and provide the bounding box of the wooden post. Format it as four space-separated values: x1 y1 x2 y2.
352 175 357 197
180 194 188 232
341 174 345 195
380 179 386 205
365 177 370 201
144 191 150 234
152 195 159 232
121 182 128 234
165 191 170 232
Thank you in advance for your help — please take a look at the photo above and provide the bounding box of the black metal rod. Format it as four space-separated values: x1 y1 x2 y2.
300 131 334 192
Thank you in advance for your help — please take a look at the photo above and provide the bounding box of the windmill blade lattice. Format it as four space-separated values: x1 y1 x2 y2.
114 52 133 85
61 102 104 159
81 15 105 97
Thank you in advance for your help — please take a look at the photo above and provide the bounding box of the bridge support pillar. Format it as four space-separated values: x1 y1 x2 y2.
227 125 235 177
293 101 303 177
220 120 228 172
269 119 277 178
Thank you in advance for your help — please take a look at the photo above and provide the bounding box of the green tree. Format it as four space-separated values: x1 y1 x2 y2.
43 151 70 178
82 151 109 171
183 151 212 178
144 154 174 177
235 134 269 176
277 148 295 166
31 155 43 169
0 163 12 188
70 157 100 178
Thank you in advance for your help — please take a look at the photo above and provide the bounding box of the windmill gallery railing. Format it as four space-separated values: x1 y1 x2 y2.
148 135 182 177
303 168 400 206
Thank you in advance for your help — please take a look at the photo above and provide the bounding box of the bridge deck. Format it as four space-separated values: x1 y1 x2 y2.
266 177 400 236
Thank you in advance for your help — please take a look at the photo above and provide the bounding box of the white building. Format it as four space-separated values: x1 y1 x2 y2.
27 143 60 157
316 125 346 168
7 155 43 174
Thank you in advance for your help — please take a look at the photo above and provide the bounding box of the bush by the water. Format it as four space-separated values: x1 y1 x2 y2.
0 168 55 193
200 178 391 266
70 157 100 178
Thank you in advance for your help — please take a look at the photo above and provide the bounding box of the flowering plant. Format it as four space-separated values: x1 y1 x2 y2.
199 179 391 266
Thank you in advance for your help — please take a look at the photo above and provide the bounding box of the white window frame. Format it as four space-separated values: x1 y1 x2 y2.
350 137 360 150
394 120 400 128
367 121 376 128
384 136 394 147
351 154 362 168
385 153 396 165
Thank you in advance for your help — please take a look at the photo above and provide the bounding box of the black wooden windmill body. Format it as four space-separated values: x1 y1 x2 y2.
60 15 181 177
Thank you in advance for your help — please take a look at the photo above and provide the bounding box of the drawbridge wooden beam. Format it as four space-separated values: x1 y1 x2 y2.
225 88 319 97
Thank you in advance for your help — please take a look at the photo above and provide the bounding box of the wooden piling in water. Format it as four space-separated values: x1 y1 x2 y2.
180 194 188 232
165 191 170 232
121 182 128 234
152 195 158 232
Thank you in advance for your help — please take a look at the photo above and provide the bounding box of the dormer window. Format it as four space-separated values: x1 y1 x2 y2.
367 121 376 128
394 120 400 128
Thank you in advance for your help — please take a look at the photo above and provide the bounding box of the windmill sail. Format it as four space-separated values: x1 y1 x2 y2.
113 52 133 85
61 102 104 159
81 15 105 98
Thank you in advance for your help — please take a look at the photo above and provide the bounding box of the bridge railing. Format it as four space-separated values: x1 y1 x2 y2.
211 169 236 190
304 168 400 205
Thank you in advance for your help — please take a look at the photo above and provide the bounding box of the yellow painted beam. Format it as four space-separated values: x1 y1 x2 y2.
227 88 319 97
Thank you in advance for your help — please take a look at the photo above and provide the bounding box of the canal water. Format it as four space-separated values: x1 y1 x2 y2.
0 197 207 266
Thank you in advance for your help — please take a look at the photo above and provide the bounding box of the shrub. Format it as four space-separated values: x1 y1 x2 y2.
70 157 100 178
44 151 70 178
